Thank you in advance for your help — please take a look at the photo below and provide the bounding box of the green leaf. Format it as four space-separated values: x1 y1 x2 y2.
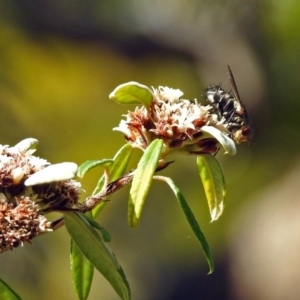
82 214 111 242
77 159 113 178
201 125 236 155
64 212 131 300
71 147 131 299
71 240 94 300
0 278 22 300
92 144 133 217
197 154 226 222
128 139 163 228
109 82 154 107
69 146 132 299
158 176 214 274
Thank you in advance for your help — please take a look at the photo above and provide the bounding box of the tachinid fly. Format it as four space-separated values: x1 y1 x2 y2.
203 66 253 146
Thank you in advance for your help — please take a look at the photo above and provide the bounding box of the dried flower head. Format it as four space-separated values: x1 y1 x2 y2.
0 138 81 252
0 138 48 189
0 193 52 253
113 84 235 157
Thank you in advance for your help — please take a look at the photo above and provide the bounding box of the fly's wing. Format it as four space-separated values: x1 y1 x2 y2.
227 65 245 114
227 65 253 145
227 66 248 119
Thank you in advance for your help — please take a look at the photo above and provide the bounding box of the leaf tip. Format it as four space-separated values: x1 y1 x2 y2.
108 91 116 101
210 202 225 222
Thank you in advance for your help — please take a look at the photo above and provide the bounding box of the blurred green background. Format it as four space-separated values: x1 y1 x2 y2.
1 1 300 299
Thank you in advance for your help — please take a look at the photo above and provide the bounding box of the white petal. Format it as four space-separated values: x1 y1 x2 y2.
13 138 39 152
201 125 236 155
25 162 78 186
157 86 183 103
12 167 25 184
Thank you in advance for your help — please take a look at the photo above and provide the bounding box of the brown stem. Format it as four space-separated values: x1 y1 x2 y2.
50 217 65 230
79 160 174 213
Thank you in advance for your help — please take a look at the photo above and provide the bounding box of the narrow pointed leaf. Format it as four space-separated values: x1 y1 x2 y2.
71 146 132 298
159 176 214 273
77 159 113 178
197 154 226 222
128 139 163 228
70 146 132 298
71 240 94 300
92 144 133 217
201 125 236 155
109 82 154 107
64 212 130 300
82 214 111 242
0 278 21 300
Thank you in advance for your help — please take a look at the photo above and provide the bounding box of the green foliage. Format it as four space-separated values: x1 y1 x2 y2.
68 140 223 298
71 144 222 298
68 121 228 299
128 139 163 227
70 241 94 300
2 82 232 300
197 155 226 222
64 212 131 300
69 213 112 300
77 159 113 179
70 147 132 300
109 82 154 107
156 176 214 273
52 80 230 300
82 214 112 242
92 143 133 216
2 1 299 298
0 278 22 300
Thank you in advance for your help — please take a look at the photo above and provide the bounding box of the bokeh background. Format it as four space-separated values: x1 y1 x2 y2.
1 1 300 299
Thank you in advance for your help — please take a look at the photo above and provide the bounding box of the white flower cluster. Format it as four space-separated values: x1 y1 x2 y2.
0 138 81 253
0 138 49 186
114 86 230 155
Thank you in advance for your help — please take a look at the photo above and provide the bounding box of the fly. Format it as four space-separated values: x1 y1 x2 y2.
203 66 253 146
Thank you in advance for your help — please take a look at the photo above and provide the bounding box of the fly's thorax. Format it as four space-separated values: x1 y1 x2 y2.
204 85 226 104
233 100 243 114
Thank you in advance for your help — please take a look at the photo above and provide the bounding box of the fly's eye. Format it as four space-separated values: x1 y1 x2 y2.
242 126 251 136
